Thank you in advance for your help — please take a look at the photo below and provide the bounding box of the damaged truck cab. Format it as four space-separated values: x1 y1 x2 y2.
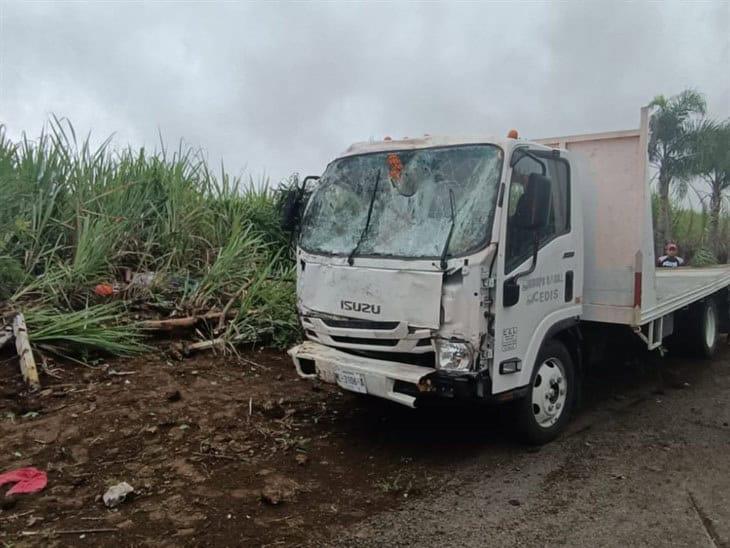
288 108 730 444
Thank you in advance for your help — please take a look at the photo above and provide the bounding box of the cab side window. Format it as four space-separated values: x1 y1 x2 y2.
505 152 570 273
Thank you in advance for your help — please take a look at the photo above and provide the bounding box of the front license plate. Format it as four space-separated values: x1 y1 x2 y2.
335 369 367 394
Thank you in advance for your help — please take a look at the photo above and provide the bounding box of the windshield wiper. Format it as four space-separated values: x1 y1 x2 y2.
439 188 456 270
347 169 381 266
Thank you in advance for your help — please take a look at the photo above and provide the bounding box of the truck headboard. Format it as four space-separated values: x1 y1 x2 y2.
535 107 657 324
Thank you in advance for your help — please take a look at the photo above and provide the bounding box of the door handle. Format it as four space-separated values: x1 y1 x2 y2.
562 251 575 259
565 271 574 302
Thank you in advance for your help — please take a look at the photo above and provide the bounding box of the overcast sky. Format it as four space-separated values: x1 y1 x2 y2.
1 1 728 184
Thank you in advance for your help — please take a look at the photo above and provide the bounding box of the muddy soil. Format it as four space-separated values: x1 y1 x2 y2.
0 348 451 546
1 339 729 547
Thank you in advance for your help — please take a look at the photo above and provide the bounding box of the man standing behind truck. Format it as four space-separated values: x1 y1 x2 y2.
657 242 685 267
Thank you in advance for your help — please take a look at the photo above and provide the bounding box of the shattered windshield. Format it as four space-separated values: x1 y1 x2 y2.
299 144 503 259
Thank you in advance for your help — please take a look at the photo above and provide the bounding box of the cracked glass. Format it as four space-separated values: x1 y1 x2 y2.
300 144 503 259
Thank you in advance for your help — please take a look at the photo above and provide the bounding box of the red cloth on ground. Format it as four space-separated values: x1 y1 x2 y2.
0 467 48 496
94 283 114 297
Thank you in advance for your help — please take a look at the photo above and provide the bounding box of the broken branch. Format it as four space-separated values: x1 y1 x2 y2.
21 527 118 536
13 313 39 388
218 280 253 333
142 310 237 331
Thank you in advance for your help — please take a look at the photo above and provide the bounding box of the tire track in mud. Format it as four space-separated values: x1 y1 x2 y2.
689 490 725 548
334 347 730 547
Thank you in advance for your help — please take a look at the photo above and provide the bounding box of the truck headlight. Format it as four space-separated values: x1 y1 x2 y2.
434 340 474 372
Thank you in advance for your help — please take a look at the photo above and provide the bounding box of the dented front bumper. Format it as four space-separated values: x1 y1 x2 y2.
288 341 434 407
289 341 507 406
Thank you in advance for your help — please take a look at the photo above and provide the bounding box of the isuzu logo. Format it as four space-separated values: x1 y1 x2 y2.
340 300 381 315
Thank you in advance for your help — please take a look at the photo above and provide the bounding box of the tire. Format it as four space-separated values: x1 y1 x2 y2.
688 299 720 359
512 339 576 445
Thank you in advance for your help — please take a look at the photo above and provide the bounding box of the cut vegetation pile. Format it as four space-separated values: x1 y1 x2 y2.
0 117 299 368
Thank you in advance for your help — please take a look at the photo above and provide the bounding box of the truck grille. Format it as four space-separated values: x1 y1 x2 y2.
321 318 400 330
343 348 436 367
302 314 432 354
330 335 399 347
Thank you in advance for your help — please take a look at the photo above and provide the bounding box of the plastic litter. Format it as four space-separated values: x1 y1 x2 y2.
0 467 48 496
94 283 114 297
103 481 134 508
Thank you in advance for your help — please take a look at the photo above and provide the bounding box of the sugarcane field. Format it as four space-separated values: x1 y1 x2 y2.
1 2 730 547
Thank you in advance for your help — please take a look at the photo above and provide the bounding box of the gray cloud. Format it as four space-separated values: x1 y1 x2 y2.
1 1 728 184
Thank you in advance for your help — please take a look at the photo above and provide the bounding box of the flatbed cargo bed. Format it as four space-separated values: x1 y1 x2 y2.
643 266 730 323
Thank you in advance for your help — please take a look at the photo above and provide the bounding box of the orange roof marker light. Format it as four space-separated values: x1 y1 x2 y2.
507 129 519 139
387 153 403 181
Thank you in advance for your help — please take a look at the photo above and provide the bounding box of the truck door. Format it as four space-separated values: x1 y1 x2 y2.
491 148 582 395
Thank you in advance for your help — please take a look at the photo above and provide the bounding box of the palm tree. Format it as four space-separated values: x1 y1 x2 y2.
648 90 707 253
687 119 730 260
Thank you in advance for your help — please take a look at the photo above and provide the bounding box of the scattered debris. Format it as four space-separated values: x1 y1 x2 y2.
103 482 134 508
94 283 115 297
295 453 309 466
20 528 118 536
107 370 136 377
508 499 521 507
27 515 43 526
260 475 300 505
172 331 260 358
261 399 286 419
142 310 232 332
173 337 226 357
13 314 40 388
127 271 157 288
0 324 13 349
0 467 48 496
166 389 182 402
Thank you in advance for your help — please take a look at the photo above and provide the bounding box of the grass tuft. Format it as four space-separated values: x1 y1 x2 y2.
24 304 151 358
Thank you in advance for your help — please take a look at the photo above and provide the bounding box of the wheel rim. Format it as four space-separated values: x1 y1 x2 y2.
531 357 567 428
705 304 717 349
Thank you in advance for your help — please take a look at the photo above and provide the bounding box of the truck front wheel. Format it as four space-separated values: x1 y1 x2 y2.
513 339 575 445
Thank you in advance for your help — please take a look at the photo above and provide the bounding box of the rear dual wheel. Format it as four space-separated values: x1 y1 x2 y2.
671 299 720 359
692 299 720 359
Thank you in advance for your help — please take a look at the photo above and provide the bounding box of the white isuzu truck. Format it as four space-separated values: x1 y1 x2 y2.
286 107 730 443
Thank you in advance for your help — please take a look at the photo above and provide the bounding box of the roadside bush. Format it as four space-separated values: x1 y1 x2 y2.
0 117 299 357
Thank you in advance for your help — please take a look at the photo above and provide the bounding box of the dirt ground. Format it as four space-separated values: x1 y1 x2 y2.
1 338 729 547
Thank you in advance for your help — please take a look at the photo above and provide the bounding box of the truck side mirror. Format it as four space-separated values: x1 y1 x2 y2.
514 173 552 231
280 189 302 231
279 175 320 232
